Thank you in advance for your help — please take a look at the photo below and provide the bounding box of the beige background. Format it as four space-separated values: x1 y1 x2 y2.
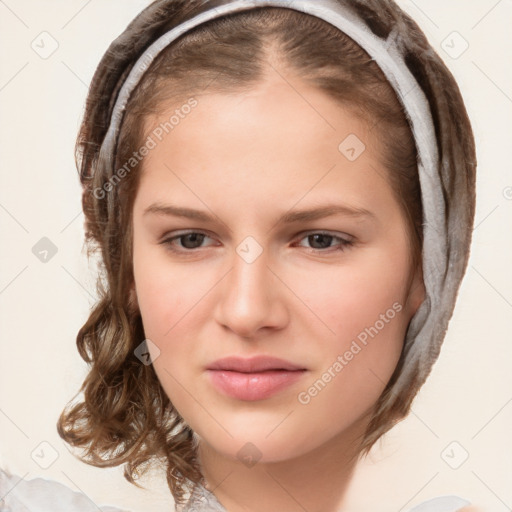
0 1 511 510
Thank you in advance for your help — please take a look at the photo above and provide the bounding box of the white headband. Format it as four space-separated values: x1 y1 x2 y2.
98 0 445 409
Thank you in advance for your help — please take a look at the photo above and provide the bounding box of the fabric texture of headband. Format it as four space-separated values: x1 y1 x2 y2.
95 2 469 508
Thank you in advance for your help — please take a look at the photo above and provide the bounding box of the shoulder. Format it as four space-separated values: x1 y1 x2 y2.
406 495 473 512
0 466 130 512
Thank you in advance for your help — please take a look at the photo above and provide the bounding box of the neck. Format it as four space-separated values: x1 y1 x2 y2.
197 416 367 512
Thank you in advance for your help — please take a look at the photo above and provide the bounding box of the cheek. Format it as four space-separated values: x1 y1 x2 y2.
287 245 411 408
286 272 409 450
132 247 219 376
134 273 202 357
291 244 411 348
133 239 198 331
133 262 211 419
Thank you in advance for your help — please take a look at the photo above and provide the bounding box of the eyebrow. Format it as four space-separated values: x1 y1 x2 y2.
143 202 376 226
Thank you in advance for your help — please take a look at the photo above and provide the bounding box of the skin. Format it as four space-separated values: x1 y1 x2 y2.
131 69 426 511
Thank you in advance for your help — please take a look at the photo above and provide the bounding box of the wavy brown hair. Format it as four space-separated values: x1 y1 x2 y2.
57 0 476 505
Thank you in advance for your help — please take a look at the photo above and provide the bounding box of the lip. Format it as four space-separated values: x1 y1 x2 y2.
207 355 305 373
206 356 307 401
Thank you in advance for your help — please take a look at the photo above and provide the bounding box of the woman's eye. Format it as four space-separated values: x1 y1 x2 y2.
161 231 353 254
162 231 215 251
296 232 353 252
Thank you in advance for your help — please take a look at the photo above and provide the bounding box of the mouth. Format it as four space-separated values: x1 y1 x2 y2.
206 356 307 401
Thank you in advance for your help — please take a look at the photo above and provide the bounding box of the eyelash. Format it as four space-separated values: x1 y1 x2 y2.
160 230 354 255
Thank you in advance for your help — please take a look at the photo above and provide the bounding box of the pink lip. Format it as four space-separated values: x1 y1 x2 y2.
206 356 307 401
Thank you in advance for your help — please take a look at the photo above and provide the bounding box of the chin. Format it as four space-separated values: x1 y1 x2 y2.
191 411 344 466
201 434 315 465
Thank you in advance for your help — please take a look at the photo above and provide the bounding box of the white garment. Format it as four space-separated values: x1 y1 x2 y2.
1 467 471 512
178 481 472 512
406 495 472 512
0 467 129 512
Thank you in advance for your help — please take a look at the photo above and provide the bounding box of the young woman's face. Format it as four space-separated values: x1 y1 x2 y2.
131 74 425 463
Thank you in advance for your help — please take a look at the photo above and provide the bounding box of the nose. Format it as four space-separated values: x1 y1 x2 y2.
213 244 289 339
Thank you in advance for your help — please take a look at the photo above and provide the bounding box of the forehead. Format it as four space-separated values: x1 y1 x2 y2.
132 75 393 218
140 75 380 176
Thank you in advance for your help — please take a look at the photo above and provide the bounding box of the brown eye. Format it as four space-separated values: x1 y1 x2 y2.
307 234 334 249
177 233 206 249
296 231 353 252
161 231 216 252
